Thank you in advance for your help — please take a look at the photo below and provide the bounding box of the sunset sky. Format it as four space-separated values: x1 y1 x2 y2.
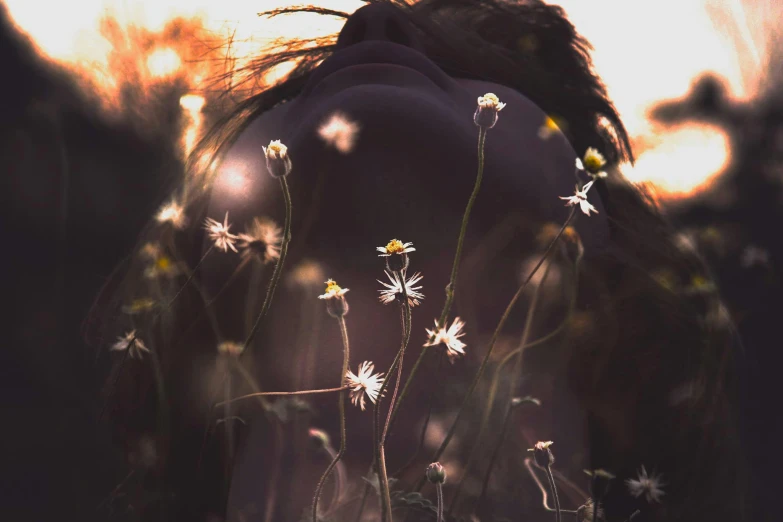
4 0 780 198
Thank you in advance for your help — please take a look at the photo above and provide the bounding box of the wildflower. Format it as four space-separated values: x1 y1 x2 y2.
576 498 605 522
378 270 424 307
111 330 150 360
528 440 555 468
217 341 244 357
625 466 665 503
156 199 187 229
474 93 506 129
576 147 608 179
237 217 282 263
345 361 384 411
538 115 564 140
318 279 350 317
122 298 157 315
204 212 239 253
425 462 447 484
560 181 598 216
143 254 181 279
262 139 292 178
317 111 360 154
377 239 415 272
424 317 467 363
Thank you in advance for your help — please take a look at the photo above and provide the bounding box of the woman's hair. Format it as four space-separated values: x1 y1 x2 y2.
94 1 746 521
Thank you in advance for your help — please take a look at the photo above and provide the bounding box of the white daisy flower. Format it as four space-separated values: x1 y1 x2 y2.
318 279 349 300
345 361 384 411
110 330 150 360
376 239 416 257
317 111 360 154
424 317 467 363
156 200 187 229
378 270 424 307
625 466 665 504
237 217 282 263
203 212 239 253
576 147 608 179
560 181 598 216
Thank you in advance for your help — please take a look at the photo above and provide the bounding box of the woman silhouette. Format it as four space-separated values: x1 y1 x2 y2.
96 2 746 521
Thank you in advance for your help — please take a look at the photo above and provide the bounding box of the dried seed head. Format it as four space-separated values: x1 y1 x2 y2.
425 462 447 484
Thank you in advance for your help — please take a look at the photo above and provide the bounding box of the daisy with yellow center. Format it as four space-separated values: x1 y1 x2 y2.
318 279 349 300
263 139 292 178
377 239 415 257
576 147 608 179
538 115 564 140
474 92 506 129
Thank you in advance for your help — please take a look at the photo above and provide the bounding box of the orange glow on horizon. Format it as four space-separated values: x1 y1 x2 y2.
2 0 775 200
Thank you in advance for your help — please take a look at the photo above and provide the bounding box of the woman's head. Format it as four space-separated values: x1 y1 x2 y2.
95 2 745 521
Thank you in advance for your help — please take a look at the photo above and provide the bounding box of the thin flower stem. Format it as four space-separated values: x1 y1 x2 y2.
244 175 292 352
232 358 271 410
98 336 133 423
449 260 554 513
216 385 349 408
374 273 412 522
324 444 347 515
439 127 487 330
474 402 515 510
387 126 487 431
168 245 215 306
224 369 234 463
263 421 285 522
392 349 444 478
381 270 412 445
205 256 251 308
546 465 562 522
523 458 579 515
414 207 578 492
312 315 351 522
436 483 444 522
352 469 373 522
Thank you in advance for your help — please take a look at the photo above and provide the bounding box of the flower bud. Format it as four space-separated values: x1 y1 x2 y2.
577 498 605 522
528 441 555 468
425 462 447 484
584 469 615 501
263 139 292 178
474 93 506 129
326 296 349 318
